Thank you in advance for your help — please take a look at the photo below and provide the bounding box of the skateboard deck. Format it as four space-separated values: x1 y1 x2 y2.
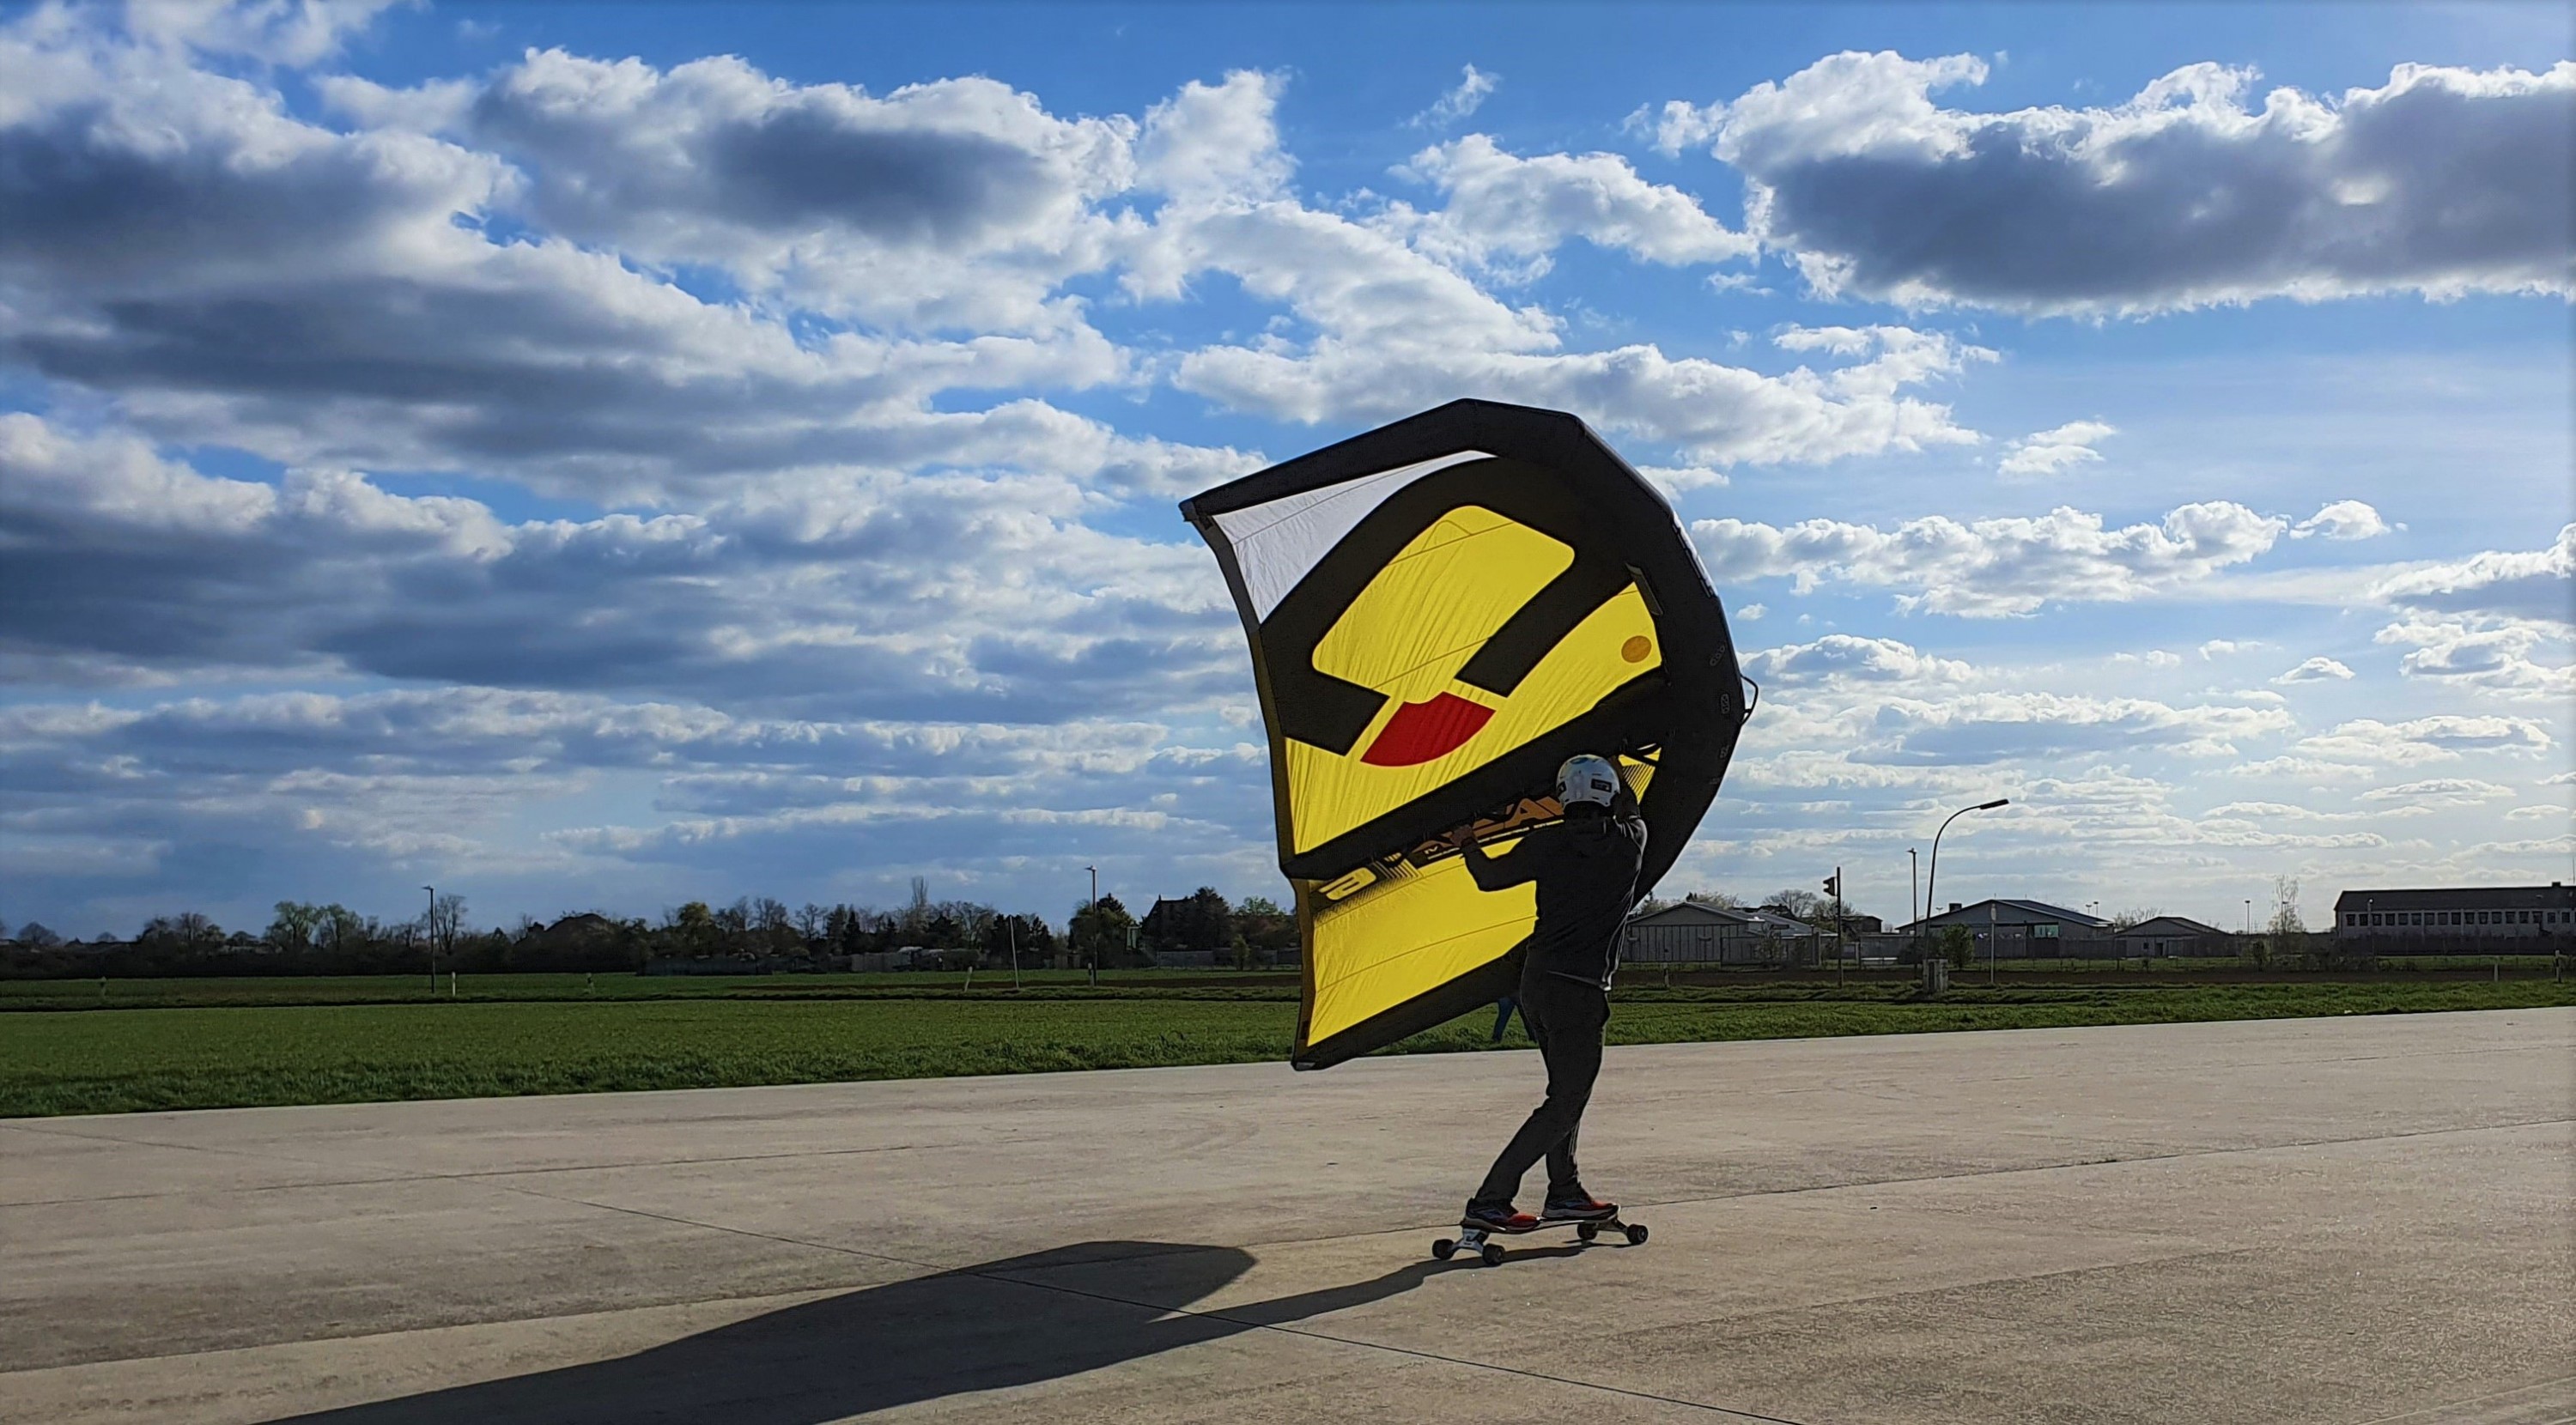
1432 1213 1647 1265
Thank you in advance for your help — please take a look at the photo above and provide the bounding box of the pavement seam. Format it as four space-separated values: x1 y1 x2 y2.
8 1114 2566 1219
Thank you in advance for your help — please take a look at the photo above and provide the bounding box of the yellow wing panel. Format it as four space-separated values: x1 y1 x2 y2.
1285 580 1663 854
1307 846 1536 1046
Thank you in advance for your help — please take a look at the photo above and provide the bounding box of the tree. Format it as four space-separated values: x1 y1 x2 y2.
668 901 721 955
1685 890 1746 909
1939 925 1975 970
1069 894 1138 969
795 903 828 942
1763 889 1826 922
17 921 61 948
425 894 466 967
267 901 322 952
2105 907 2158 932
2266 877 2306 937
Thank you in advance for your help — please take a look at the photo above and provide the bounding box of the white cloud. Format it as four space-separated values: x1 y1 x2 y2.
2358 778 2512 805
1741 634 1974 685
1409 64 1498 129
1998 420 2116 478
2372 524 2574 625
1662 52 2576 313
2293 500 2394 541
2366 527 2575 700
2296 714 2553 766
125 0 404 65
1137 70 1292 203
362 48 1142 331
1692 500 2291 616
1397 133 1753 277
2275 656 2356 683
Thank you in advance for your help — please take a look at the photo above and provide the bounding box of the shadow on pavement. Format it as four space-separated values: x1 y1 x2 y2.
276 1238 1513 1422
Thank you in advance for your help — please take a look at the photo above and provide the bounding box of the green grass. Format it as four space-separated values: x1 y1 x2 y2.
3 978 2568 1118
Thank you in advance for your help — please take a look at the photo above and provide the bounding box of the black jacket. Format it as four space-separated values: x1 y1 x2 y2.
1461 811 1646 989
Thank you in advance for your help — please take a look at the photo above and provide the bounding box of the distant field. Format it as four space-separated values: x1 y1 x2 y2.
4 979 2569 1117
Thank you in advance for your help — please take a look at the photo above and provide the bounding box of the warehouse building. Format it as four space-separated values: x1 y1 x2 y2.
1899 899 2109 957
1622 900 1815 965
2332 884 2573 945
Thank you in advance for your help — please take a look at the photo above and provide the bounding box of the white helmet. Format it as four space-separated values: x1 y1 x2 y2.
1556 754 1621 808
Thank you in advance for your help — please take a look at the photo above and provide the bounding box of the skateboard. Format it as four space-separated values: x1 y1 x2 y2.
1431 1212 1648 1266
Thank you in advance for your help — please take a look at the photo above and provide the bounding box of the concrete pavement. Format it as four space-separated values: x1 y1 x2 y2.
3 1009 2570 1423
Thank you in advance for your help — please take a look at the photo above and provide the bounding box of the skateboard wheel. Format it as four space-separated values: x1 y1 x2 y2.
1576 1222 1599 1241
1625 1223 1649 1246
1479 1242 1506 1266
1431 1238 1456 1260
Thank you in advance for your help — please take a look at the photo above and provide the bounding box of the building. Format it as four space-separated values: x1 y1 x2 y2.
2332 884 2573 946
2114 914 2229 958
1899 899 2108 957
1621 900 1814 965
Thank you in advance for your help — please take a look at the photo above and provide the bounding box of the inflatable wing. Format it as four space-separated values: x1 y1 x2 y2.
1181 400 1751 1070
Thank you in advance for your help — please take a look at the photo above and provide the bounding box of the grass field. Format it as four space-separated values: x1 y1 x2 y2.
4 977 2569 1117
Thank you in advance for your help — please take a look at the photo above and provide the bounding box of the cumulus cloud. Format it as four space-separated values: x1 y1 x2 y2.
1692 500 2293 615
0 415 1243 719
1741 634 1974 685
2366 527 2575 700
2372 524 2575 625
2275 656 2355 683
2358 778 2512 805
1397 133 1753 277
335 49 1140 331
1862 691 2293 764
1409 64 1498 129
2293 500 2394 541
1656 52 2575 313
1998 420 2116 478
2296 714 2552 766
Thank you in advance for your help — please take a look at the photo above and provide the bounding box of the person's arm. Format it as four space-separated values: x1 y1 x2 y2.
1450 825 1541 891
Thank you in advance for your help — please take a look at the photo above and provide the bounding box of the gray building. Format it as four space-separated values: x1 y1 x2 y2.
1622 900 1814 965
1900 899 2108 958
2332 884 2573 944
2114 914 2229 958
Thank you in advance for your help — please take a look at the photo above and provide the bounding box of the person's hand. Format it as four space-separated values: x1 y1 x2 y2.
1447 826 1475 851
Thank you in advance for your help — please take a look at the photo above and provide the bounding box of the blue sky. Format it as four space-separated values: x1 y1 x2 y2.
1 0 2568 940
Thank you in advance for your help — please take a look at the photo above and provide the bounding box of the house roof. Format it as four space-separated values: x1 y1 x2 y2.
1627 901 1814 933
2331 885 2573 912
1904 897 2105 931
2117 915 2226 937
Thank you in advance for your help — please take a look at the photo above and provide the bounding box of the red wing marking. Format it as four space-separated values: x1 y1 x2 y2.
1361 693 1497 767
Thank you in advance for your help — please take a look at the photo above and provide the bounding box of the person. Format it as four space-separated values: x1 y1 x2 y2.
1448 753 1645 1233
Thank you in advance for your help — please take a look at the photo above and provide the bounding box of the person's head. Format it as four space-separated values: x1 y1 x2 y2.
1555 754 1621 819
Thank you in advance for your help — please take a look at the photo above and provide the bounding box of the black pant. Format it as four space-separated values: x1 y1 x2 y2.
1472 964 1608 1207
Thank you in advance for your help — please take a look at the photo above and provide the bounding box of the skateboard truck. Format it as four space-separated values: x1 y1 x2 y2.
1432 1213 1648 1266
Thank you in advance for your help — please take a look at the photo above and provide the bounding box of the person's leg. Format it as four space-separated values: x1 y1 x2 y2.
1471 976 1598 1207
1540 987 1607 1200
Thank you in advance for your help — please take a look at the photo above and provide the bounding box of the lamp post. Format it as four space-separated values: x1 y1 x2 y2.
1085 865 1099 987
422 885 436 991
1923 798 2009 987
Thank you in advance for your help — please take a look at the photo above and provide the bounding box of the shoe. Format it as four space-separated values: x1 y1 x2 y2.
1541 1192 1617 1222
1462 1201 1540 1234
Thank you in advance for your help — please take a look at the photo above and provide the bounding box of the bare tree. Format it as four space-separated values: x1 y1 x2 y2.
2266 876 2306 936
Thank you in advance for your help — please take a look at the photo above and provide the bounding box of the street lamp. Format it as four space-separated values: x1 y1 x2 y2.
1923 798 2009 979
422 885 437 991
1084 865 1100 987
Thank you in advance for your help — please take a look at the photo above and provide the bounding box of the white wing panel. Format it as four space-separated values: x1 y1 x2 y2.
1211 449 1492 621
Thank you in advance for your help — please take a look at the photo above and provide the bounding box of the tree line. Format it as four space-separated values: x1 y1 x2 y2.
0 879 1299 979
